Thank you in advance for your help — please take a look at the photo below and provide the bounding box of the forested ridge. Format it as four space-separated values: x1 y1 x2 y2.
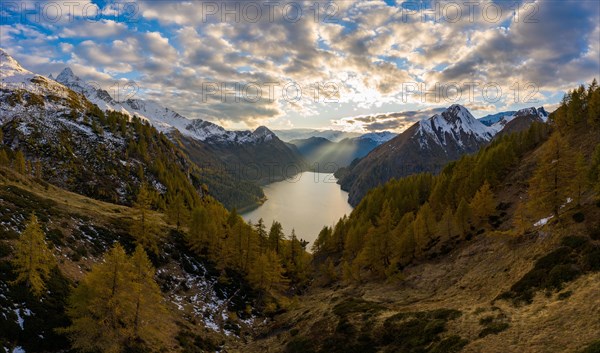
312 79 600 282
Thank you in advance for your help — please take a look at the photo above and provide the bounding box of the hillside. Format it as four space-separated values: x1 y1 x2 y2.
55 65 306 207
233 81 600 353
336 105 548 206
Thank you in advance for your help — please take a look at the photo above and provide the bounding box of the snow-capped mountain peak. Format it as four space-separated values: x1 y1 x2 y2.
418 104 495 148
56 67 78 83
0 48 27 74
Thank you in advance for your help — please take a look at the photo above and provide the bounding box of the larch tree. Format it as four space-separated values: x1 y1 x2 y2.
166 192 188 231
470 181 496 228
0 149 8 166
254 218 267 251
527 133 575 219
11 214 55 296
64 244 170 353
412 202 436 252
454 198 472 238
571 152 589 206
64 244 134 353
129 245 171 349
268 221 284 255
14 150 26 174
131 183 160 254
358 201 397 277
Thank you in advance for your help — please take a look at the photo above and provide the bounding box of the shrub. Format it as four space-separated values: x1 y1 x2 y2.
479 322 509 337
572 212 585 223
545 264 581 290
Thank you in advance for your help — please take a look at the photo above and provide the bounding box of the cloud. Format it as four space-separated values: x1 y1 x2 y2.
332 107 446 132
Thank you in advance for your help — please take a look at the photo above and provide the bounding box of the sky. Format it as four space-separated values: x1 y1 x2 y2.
1 0 599 132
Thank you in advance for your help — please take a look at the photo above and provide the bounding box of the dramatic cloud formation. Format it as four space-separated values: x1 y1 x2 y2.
1 0 598 130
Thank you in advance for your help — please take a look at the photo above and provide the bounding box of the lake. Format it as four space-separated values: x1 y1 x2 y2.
241 172 354 247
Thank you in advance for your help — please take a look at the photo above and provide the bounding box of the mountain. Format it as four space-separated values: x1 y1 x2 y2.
0 48 207 206
494 107 549 137
54 66 306 207
289 132 397 171
478 111 517 126
273 129 362 142
336 104 496 205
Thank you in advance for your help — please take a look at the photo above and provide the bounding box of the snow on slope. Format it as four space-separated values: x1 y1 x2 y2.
358 131 397 143
417 104 495 147
53 66 276 145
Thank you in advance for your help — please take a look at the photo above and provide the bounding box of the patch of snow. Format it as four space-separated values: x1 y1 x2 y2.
534 215 554 227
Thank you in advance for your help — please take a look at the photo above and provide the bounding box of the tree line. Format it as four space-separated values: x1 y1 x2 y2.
313 79 600 282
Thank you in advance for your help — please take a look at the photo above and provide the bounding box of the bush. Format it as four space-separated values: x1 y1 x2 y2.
561 235 589 250
578 340 600 353
479 322 509 337
572 212 585 223
545 264 581 290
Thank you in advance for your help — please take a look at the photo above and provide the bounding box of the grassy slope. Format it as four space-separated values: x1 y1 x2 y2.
0 167 256 352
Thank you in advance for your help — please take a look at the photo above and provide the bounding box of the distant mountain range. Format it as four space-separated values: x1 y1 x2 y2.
289 132 396 171
273 129 362 142
336 104 550 206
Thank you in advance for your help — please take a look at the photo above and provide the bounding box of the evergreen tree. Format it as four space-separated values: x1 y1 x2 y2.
470 181 496 228
11 214 55 296
131 183 160 254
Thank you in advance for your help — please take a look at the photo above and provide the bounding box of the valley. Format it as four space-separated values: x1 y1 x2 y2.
1 1 600 351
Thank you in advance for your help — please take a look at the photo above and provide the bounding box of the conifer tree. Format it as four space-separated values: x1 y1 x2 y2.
571 152 589 206
358 202 397 277
587 79 600 127
0 149 9 166
470 181 496 228
64 244 170 353
395 212 416 264
454 198 472 238
513 200 531 236
166 192 188 231
11 214 55 296
590 144 600 196
254 218 267 251
247 250 284 292
268 221 284 255
528 133 575 218
412 202 436 251
437 207 457 241
131 183 160 254
14 150 26 174
129 246 170 348
64 244 133 353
